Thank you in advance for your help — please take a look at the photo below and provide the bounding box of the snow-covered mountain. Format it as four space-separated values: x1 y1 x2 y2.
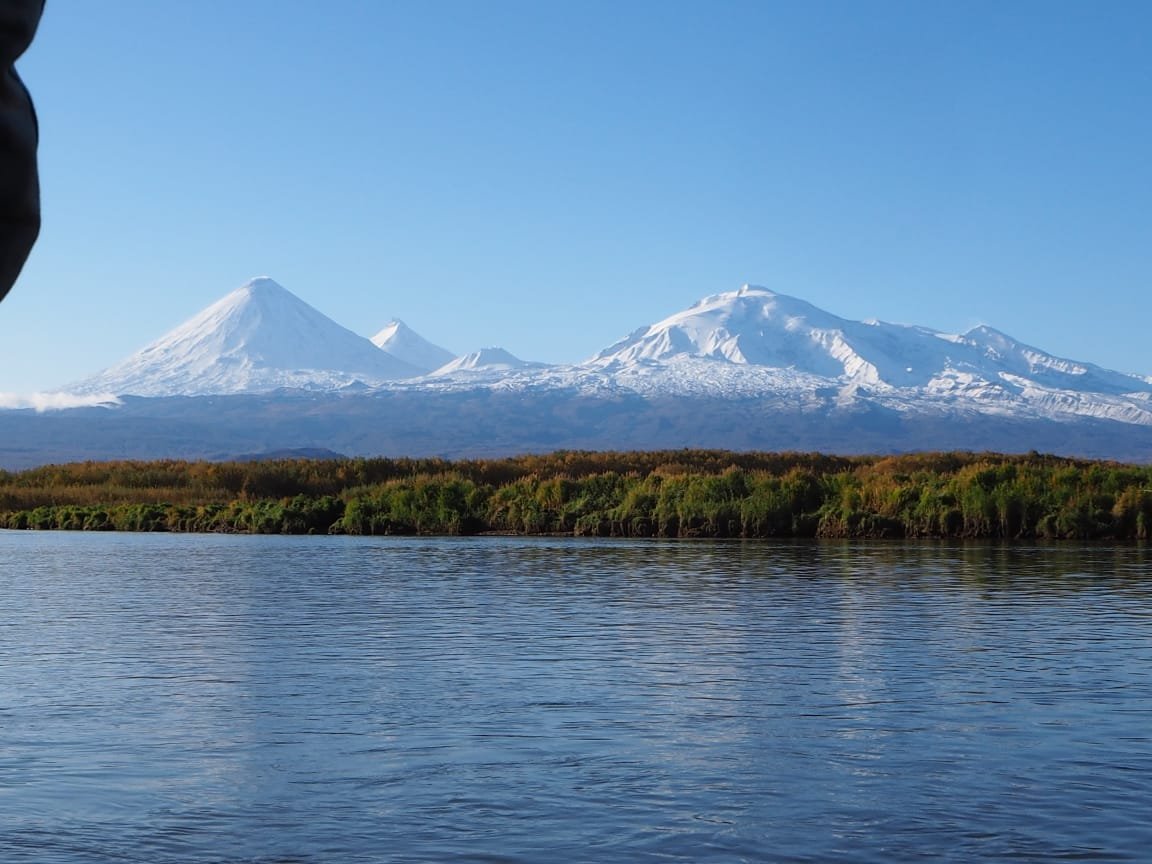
49 278 1152 455
591 286 855 374
585 286 1152 413
70 278 424 396
430 347 540 377
590 286 1151 393
370 319 455 373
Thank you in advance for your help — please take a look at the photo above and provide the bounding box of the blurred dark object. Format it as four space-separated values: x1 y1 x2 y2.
0 0 43 303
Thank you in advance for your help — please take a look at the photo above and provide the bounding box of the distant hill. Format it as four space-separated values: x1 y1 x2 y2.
230 447 348 462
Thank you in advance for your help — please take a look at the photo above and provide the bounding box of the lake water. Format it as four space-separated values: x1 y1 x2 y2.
1 533 1150 863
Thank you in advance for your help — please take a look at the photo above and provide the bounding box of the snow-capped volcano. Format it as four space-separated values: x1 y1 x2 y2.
430 347 538 376
70 277 423 396
589 285 1152 397
371 319 455 373
590 286 856 376
589 284 966 387
45 279 1152 460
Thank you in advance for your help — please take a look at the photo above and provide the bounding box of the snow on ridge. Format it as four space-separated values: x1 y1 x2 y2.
587 286 1152 398
430 347 543 377
371 319 456 373
67 277 424 397
960 324 1148 393
42 278 1152 431
588 285 899 383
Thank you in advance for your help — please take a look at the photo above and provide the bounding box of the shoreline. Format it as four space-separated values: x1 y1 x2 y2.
3 449 1150 541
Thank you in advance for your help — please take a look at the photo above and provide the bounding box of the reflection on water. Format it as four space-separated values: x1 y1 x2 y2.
1 533 1150 862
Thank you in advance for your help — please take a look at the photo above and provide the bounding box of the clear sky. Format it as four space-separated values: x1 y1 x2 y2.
2 0 1150 392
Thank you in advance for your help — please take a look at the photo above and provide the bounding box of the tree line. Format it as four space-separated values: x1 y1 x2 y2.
1 450 1150 540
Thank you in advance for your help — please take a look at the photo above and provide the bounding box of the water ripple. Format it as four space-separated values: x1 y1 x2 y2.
1 533 1150 862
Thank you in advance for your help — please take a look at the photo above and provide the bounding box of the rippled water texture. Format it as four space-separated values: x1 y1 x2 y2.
1 533 1151 862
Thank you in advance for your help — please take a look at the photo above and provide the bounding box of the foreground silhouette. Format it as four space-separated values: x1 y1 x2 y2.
0 0 42 303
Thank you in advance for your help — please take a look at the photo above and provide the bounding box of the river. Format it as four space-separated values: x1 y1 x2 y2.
1 532 1150 862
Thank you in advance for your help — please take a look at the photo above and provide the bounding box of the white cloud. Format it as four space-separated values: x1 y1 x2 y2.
0 392 121 412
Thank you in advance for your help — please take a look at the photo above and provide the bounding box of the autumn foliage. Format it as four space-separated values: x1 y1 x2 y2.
1 450 1150 540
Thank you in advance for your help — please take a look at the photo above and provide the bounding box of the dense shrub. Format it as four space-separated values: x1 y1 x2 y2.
1 450 1149 540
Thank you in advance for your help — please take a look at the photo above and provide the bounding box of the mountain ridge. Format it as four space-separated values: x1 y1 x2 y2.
370 319 456 373
69 278 424 396
590 285 1152 398
66 279 1152 400
431 347 541 377
27 277 1150 467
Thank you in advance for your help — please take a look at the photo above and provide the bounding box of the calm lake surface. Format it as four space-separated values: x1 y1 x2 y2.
1 533 1150 863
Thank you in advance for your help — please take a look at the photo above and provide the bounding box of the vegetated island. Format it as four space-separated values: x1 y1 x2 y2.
2 450 1151 540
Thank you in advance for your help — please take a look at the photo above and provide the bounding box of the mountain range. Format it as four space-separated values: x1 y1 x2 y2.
1 277 1148 468
71 278 424 396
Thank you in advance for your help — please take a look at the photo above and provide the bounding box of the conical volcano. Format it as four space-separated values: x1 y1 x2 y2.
371 319 455 373
70 277 423 396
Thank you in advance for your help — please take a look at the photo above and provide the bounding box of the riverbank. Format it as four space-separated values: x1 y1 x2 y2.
2 450 1150 540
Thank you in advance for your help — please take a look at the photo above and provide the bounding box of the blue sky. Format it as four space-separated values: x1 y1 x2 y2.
2 0 1150 391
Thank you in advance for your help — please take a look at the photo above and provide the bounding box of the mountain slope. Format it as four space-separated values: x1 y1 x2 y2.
589 285 1152 398
46 279 1152 456
370 319 455 372
591 286 850 375
958 325 1149 395
70 278 423 396
430 347 538 376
